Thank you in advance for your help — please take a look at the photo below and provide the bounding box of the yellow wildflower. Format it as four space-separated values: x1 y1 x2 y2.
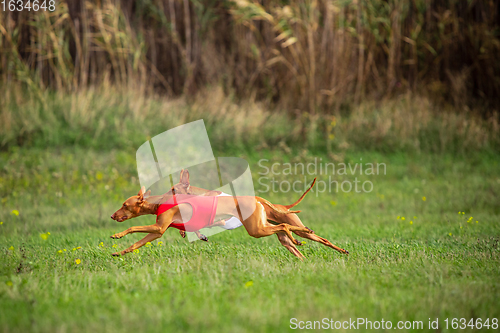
133 249 139 253
157 241 163 247
11 210 19 216
8 246 14 251
410 221 413 225
329 134 335 140
330 201 337 207
476 221 478 223
6 281 13 287
422 196 426 201
449 233 452 236
0 222 3 225
145 242 151 247
40 233 48 240
301 241 306 245
75 259 81 265
401 217 405 221
397 216 400 220
99 242 104 247
58 250 63 254
244 281 254 288
76 246 81 250
112 244 117 248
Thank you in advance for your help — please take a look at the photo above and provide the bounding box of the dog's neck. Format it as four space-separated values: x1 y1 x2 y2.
143 193 174 215
140 200 160 215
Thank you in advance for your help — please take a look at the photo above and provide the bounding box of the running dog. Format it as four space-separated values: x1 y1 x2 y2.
110 171 349 259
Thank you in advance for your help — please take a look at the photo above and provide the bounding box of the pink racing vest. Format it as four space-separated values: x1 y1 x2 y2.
156 194 219 232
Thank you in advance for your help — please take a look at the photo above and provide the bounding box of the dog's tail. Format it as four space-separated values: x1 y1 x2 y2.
284 177 316 210
257 178 316 215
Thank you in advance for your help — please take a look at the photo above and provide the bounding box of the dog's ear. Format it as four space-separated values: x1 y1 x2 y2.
144 189 151 198
138 186 146 198
180 169 190 185
137 186 147 205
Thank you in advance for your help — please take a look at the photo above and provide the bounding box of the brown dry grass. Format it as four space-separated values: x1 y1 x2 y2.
1 0 499 113
1 83 498 153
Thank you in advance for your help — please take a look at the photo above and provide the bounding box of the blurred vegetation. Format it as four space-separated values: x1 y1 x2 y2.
0 0 499 153
1 3 499 330
0 85 499 153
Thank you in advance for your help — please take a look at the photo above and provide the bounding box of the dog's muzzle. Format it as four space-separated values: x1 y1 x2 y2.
111 214 127 222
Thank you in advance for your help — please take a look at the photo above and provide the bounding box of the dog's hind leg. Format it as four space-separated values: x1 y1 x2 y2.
276 232 305 260
270 213 349 255
294 231 349 255
112 233 162 256
242 203 312 246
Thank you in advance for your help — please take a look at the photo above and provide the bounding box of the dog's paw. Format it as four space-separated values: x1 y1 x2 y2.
111 252 121 256
110 234 123 239
305 227 315 234
179 230 186 238
199 234 209 242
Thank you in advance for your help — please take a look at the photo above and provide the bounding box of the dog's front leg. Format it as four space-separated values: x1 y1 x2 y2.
178 230 208 241
112 233 161 256
111 224 162 239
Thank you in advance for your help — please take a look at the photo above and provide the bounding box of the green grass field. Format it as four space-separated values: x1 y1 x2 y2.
1 147 499 332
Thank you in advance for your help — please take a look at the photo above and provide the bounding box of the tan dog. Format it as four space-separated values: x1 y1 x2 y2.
110 170 349 259
110 187 315 257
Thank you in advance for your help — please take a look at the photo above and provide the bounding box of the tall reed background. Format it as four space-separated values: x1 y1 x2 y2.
0 0 499 152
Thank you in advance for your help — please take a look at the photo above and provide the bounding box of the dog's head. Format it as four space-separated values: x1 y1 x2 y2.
111 169 216 222
110 186 151 222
